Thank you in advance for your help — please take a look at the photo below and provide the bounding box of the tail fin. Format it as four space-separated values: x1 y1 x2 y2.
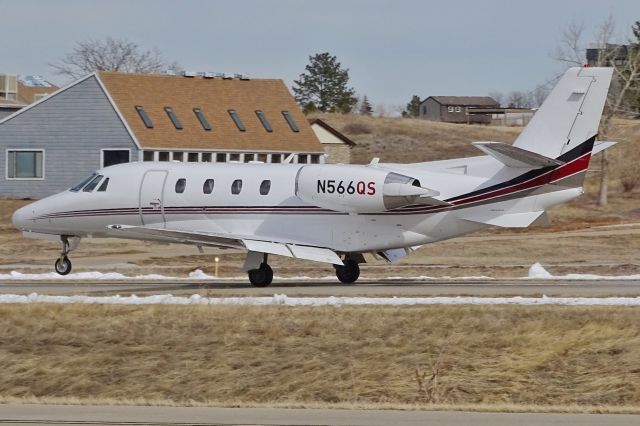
513 67 613 159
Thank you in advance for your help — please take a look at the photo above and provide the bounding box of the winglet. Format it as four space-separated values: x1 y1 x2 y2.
472 142 564 169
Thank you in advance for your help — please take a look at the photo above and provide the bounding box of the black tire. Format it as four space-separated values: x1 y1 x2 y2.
335 259 360 284
55 256 72 276
248 263 273 287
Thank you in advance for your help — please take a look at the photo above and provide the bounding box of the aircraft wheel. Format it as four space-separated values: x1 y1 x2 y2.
248 263 273 287
55 256 72 276
335 259 360 284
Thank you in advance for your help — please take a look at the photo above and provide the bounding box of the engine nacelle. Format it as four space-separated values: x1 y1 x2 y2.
295 165 432 213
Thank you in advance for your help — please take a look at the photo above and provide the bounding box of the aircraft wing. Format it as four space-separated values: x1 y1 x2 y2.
106 225 343 265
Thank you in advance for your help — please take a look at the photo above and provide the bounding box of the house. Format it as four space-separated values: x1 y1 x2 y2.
308 118 355 163
0 71 325 199
419 96 499 124
0 73 59 120
586 43 630 67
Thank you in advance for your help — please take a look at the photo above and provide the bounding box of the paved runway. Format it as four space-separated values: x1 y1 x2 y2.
0 404 638 426
1 279 640 297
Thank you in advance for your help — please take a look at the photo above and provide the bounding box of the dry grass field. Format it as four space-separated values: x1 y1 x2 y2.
0 304 639 412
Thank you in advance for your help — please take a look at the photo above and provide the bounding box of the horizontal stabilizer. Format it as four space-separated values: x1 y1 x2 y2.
472 142 564 169
459 210 546 228
107 225 342 264
592 141 616 155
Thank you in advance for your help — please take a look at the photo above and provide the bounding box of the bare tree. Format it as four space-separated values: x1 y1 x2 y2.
506 90 532 108
552 16 640 205
50 36 180 80
488 90 504 107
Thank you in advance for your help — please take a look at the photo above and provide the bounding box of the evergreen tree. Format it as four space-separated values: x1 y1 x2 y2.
293 52 357 113
401 95 421 118
359 95 373 115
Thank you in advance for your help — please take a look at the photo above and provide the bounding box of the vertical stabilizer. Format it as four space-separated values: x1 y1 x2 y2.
512 67 613 159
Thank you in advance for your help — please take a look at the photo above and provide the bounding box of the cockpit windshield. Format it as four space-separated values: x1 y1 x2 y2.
70 173 97 192
82 174 104 192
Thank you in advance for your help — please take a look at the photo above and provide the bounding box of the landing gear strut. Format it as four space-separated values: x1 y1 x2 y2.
54 235 79 276
334 258 360 284
248 262 273 287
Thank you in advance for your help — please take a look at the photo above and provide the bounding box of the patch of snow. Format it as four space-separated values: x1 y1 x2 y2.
0 293 639 306
526 263 640 280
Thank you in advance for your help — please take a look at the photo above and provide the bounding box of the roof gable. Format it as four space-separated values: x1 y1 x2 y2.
97 71 323 153
424 96 499 107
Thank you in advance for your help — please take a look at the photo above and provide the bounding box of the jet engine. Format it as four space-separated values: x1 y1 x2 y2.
295 165 442 213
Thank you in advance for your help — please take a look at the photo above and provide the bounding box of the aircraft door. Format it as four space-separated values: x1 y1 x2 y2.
139 170 168 226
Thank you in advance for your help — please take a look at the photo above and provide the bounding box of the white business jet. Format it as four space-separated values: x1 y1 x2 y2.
13 67 614 286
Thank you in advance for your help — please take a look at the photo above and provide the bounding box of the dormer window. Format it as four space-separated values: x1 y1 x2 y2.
135 105 153 128
165 107 183 129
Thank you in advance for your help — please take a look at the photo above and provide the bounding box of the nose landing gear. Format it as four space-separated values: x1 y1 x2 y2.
54 236 80 276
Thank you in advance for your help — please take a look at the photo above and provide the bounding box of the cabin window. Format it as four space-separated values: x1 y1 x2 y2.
158 151 170 161
97 177 110 192
259 180 271 195
188 152 199 162
255 110 273 132
281 111 299 132
83 174 104 192
228 110 246 131
102 149 130 167
216 153 227 163
70 173 96 192
165 107 183 129
202 152 212 162
135 105 153 128
7 150 44 179
193 108 212 131
231 179 243 195
203 179 215 194
175 178 186 194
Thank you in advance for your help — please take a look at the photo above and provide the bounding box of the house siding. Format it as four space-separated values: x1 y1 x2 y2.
420 98 441 121
0 76 138 198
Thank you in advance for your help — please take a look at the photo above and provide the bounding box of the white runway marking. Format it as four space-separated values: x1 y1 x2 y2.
1 293 640 306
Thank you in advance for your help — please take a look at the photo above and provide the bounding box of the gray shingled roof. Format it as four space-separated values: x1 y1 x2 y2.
427 96 499 107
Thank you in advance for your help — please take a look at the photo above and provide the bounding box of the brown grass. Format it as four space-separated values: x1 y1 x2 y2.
1 304 639 410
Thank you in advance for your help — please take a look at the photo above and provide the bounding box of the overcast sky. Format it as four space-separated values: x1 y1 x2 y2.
2 0 638 109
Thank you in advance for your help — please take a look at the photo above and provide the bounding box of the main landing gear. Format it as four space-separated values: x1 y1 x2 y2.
54 235 80 276
248 262 273 287
334 258 360 284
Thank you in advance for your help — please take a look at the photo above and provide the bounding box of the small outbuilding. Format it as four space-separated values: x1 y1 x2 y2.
419 96 499 124
308 118 355 164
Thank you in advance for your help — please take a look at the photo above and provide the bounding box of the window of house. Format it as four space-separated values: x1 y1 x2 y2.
193 108 212 131
257 153 267 163
229 153 240 162
231 179 243 194
271 154 281 163
298 154 308 164
172 152 184 162
175 178 186 193
310 154 320 164
255 110 273 132
7 150 44 179
447 106 454 113
82 174 103 192
281 111 299 132
259 180 271 195
188 152 199 162
228 110 246 131
165 107 183 129
203 179 215 194
202 152 212 162
97 178 110 192
422 106 427 115
158 151 170 161
244 153 254 163
102 149 130 167
216 153 227 163
455 106 462 113
135 105 154 128
143 151 155 161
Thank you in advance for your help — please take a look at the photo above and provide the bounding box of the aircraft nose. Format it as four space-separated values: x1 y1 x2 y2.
12 205 36 230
